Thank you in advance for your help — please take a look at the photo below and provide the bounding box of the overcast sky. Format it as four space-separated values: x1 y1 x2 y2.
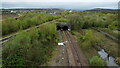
1 0 120 10
2 0 119 2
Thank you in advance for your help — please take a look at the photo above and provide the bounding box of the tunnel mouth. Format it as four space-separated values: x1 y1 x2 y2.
62 26 68 31
57 26 61 30
57 26 69 31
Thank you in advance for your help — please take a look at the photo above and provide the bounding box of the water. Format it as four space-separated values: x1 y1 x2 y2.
98 49 120 68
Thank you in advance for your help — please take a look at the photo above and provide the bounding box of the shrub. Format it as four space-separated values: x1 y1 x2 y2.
3 54 25 66
108 21 118 30
2 13 61 36
67 12 117 30
3 22 58 66
58 18 69 22
79 30 101 50
89 56 106 66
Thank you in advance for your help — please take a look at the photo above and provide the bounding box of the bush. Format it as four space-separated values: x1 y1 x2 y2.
3 31 31 66
79 30 101 50
3 22 58 66
67 12 117 30
58 18 69 22
89 56 106 66
108 21 118 30
2 13 61 36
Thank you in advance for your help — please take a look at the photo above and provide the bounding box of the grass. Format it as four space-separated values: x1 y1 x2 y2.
89 56 106 66
99 28 119 40
93 29 118 58
71 29 99 63
72 29 118 66
83 47 99 61
0 47 1 68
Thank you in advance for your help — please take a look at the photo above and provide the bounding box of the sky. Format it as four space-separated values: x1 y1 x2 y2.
1 0 120 10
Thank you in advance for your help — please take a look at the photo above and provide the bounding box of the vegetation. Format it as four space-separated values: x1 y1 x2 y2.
93 30 118 57
78 30 101 50
2 9 119 66
99 28 120 40
2 22 58 66
2 13 18 20
76 29 118 66
2 13 61 36
58 18 69 22
89 56 106 66
67 12 117 30
70 11 118 66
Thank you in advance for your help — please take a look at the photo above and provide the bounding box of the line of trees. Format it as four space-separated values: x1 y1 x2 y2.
2 22 58 67
67 12 118 30
2 13 61 36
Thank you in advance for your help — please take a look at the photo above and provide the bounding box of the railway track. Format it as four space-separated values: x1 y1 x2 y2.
62 31 76 66
93 28 119 42
62 31 89 67
0 19 59 45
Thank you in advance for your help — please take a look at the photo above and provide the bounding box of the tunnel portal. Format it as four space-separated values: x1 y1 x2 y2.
56 22 71 31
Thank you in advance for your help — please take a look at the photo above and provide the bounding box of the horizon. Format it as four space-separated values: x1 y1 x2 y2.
1 7 118 11
1 1 118 10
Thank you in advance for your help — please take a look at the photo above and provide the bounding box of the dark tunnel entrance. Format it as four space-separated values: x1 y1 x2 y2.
63 26 68 30
57 26 61 30
56 23 71 31
57 26 69 31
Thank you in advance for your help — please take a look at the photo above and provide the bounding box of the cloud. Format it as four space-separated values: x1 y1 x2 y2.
2 0 120 2
2 2 118 10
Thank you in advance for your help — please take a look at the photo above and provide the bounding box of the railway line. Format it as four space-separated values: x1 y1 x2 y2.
62 30 89 67
93 28 119 42
0 19 59 45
